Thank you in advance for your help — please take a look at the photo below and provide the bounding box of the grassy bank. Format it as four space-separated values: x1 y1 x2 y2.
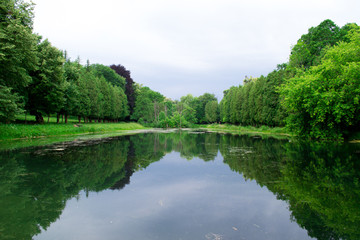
0 122 146 140
202 124 291 139
203 124 360 142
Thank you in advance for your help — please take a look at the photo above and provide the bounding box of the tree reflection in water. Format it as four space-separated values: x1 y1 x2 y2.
0 132 359 240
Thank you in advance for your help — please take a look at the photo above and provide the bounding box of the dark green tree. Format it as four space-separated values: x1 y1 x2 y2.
110 64 136 117
26 39 65 123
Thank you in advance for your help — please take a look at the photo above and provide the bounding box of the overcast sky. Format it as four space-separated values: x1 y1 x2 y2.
32 0 360 100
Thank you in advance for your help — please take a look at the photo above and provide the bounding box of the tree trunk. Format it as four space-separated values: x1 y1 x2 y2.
65 114 68 124
78 116 81 123
47 114 50 123
35 112 44 124
57 113 60 123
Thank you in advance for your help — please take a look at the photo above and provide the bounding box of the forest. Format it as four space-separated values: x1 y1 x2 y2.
1 1 360 140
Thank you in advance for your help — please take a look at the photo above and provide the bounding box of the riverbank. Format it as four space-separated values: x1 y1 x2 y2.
202 124 360 142
0 122 146 140
201 124 291 139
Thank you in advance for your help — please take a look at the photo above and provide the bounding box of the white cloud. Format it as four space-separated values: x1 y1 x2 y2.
33 0 360 99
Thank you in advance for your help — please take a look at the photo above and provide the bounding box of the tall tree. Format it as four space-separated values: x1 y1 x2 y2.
0 0 37 122
289 19 341 69
110 64 136 117
205 100 219 123
195 93 217 123
0 85 24 123
92 64 125 89
280 29 360 139
61 58 83 123
180 94 197 124
26 39 65 123
132 86 164 123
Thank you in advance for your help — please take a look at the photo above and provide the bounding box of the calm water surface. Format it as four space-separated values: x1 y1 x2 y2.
0 131 359 240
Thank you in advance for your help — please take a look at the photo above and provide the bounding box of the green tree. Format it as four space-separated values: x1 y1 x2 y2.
132 86 164 123
0 0 37 122
97 77 112 121
59 80 79 123
219 90 229 123
61 59 83 122
205 100 219 123
26 39 65 123
77 72 92 122
91 64 126 90
288 19 351 69
261 64 290 127
195 93 217 123
111 85 129 121
280 29 360 139
182 104 197 124
0 0 37 91
0 85 24 123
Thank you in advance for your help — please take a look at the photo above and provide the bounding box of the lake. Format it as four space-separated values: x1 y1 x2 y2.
1 131 359 240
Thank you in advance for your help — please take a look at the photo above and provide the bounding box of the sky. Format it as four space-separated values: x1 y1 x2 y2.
32 0 360 100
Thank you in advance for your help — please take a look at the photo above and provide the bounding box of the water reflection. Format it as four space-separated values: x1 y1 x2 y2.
0 132 359 239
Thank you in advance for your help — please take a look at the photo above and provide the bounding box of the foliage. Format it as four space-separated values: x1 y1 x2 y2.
195 93 217 123
205 100 219 123
0 85 24 123
0 0 37 91
288 19 360 69
91 64 125 90
26 39 65 123
220 72 288 127
2 9 360 142
131 86 165 123
280 29 360 140
0 0 37 123
218 20 360 141
0 1 130 124
110 64 136 116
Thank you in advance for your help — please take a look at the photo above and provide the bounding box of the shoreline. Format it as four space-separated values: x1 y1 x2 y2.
1 123 359 151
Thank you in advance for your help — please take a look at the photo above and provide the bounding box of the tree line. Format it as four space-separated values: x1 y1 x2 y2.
0 1 133 124
0 0 220 127
131 89 219 128
220 19 360 140
1 1 360 139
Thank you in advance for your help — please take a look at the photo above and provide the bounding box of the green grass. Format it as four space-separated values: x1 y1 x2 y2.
15 113 79 123
202 124 291 138
0 122 146 140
